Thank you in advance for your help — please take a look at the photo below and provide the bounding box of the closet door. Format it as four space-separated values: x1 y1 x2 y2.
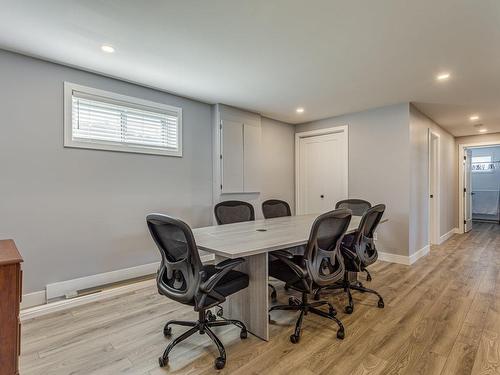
243 122 261 193
221 120 244 193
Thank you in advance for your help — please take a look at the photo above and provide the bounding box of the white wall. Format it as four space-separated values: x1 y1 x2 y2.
296 103 411 256
212 113 296 219
0 50 296 294
409 105 458 254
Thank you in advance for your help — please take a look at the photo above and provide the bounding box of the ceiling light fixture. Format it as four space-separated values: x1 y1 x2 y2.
470 115 480 121
101 45 115 53
436 72 450 81
296 107 304 114
479 128 487 133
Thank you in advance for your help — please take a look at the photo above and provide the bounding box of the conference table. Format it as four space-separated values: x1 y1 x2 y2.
192 213 363 341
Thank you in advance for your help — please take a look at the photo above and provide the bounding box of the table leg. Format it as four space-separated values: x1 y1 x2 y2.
216 253 269 341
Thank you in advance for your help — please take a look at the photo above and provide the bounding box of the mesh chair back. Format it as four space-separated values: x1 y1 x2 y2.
262 199 291 219
335 199 372 216
353 204 385 266
214 200 255 225
147 214 202 304
304 209 351 287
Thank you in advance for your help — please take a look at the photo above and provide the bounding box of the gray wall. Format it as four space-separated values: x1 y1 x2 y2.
296 103 411 256
409 105 458 254
0 50 213 293
0 50 297 294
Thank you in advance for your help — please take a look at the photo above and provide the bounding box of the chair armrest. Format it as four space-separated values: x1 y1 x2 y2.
200 258 245 293
271 250 294 258
272 252 307 278
215 257 245 271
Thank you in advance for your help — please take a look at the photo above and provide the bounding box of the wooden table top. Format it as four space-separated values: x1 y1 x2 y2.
193 214 362 258
0 239 23 266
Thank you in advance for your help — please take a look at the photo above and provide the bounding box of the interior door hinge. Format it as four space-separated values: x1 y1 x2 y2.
464 188 466 193
220 184 223 190
220 154 222 160
464 220 466 224
220 120 222 130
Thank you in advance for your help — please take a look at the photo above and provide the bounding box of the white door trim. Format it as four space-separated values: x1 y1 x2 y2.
295 125 349 215
428 130 440 245
458 141 500 233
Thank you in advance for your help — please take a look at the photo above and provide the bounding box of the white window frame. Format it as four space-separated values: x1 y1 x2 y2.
64 82 183 157
471 155 494 173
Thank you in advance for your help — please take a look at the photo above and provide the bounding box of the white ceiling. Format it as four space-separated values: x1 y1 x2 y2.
1 0 500 136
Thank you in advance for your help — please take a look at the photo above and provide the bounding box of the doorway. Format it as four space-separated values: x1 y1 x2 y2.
428 131 440 244
459 142 500 233
295 126 348 215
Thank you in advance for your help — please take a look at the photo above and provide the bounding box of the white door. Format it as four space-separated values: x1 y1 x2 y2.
429 132 439 244
464 148 473 232
297 129 348 215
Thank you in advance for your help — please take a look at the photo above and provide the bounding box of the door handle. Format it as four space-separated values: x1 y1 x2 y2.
430 195 433 198
320 195 324 198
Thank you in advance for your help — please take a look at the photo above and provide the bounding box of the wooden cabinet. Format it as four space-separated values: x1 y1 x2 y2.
0 240 23 375
214 104 261 194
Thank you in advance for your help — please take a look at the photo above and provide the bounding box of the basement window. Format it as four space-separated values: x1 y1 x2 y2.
64 82 182 157
472 156 495 173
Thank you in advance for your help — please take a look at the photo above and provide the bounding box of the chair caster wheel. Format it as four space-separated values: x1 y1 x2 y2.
163 326 172 337
240 329 248 339
290 334 300 344
158 356 168 367
288 297 295 305
378 300 385 308
207 311 216 322
329 307 337 317
271 290 277 303
215 357 226 369
345 305 353 314
313 293 320 301
337 329 345 340
216 307 224 317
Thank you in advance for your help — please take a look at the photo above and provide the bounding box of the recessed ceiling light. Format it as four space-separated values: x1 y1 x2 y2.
479 128 487 133
470 115 480 121
296 107 304 114
101 45 115 53
436 72 450 81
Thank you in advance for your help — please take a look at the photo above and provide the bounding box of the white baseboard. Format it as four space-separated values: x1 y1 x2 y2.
21 290 46 310
21 279 156 321
377 251 411 265
409 245 430 265
22 252 215 310
378 244 430 266
438 227 459 245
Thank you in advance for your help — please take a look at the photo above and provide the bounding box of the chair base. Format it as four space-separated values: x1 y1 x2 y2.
314 274 384 314
269 283 278 302
160 309 247 370
269 292 345 343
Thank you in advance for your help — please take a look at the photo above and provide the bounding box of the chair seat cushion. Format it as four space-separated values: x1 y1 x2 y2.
269 255 309 291
198 265 249 307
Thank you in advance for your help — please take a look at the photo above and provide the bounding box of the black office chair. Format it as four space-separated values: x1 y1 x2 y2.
268 209 351 343
335 199 373 279
314 204 386 314
262 199 293 300
214 200 255 225
214 200 278 302
147 214 249 370
335 199 372 216
262 199 292 219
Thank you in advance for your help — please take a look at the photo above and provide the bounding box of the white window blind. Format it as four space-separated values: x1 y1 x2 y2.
64 83 182 156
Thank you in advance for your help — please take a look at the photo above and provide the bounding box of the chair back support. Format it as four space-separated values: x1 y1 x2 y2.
335 199 372 216
146 214 202 304
262 199 291 219
304 209 351 287
353 204 386 266
214 200 255 225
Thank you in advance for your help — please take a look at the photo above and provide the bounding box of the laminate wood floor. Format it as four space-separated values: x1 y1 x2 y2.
20 223 500 374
